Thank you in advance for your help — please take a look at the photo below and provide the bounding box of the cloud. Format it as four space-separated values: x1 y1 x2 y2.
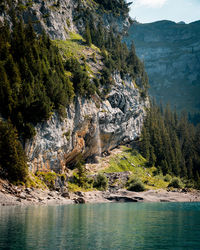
135 0 167 8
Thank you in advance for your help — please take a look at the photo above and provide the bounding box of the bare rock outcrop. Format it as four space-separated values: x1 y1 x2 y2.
26 73 148 172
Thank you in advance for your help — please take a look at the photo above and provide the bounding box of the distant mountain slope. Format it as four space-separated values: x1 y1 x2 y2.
125 20 200 112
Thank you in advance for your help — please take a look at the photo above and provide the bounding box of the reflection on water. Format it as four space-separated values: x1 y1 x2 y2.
0 203 200 249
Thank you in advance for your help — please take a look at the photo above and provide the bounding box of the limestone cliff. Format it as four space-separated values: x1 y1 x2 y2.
26 73 148 172
125 20 200 112
0 0 130 39
0 0 149 173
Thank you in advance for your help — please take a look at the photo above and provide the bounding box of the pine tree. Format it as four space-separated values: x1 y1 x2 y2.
85 21 92 47
76 158 87 187
161 160 169 175
187 158 194 179
0 121 28 183
4 55 21 96
171 132 181 176
140 127 150 161
0 63 13 116
149 145 156 166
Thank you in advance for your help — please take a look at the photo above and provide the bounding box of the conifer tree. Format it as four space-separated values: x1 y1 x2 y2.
140 101 200 184
85 21 92 47
149 145 156 166
0 121 28 183
140 127 150 161
0 63 13 116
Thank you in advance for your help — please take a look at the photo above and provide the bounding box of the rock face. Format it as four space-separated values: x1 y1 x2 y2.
0 0 148 173
0 0 77 40
26 73 148 172
0 0 130 40
125 20 200 112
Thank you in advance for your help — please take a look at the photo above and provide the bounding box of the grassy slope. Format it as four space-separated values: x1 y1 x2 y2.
52 32 102 78
53 32 87 58
99 146 170 190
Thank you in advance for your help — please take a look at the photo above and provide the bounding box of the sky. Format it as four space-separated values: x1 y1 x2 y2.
128 0 200 24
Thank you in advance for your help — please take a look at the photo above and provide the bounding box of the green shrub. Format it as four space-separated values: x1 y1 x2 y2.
0 121 28 184
63 130 71 140
164 174 172 182
184 181 194 189
127 178 145 192
152 167 161 176
92 52 97 63
168 177 183 189
195 182 200 190
93 173 108 191
35 172 57 189
66 18 70 27
87 177 94 187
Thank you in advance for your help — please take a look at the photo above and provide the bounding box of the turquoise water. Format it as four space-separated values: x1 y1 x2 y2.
0 202 200 250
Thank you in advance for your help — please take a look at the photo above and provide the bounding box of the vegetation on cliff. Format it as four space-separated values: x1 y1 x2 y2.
100 147 171 190
0 19 75 140
79 10 149 96
0 0 150 185
93 0 131 16
0 17 98 182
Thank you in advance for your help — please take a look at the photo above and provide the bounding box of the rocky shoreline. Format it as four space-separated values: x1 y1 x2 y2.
1 180 200 207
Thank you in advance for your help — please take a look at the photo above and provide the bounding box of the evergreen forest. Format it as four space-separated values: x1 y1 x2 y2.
93 0 131 16
140 102 200 187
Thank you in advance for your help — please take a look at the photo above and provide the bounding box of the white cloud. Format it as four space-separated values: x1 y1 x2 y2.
135 0 167 8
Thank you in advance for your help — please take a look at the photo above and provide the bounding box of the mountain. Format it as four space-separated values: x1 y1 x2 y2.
0 1 200 190
125 20 200 112
0 0 149 178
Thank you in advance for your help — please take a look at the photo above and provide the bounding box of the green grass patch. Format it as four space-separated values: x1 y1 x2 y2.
68 182 94 192
68 32 85 41
53 32 100 59
101 146 170 190
53 39 86 59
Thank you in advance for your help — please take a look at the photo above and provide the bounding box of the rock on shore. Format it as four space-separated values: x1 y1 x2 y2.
1 180 200 206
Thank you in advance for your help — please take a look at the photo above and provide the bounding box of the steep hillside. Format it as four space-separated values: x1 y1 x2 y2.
125 20 200 112
0 0 149 179
0 0 131 39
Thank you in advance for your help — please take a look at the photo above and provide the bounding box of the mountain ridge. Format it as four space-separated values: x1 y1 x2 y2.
125 19 200 112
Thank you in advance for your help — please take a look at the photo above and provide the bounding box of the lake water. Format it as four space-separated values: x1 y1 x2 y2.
0 202 200 250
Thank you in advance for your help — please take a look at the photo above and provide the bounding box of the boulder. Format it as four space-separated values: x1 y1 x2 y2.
61 192 70 199
74 197 86 204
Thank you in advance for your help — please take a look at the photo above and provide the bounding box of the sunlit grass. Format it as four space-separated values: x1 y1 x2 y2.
53 39 86 58
53 32 100 59
100 146 169 190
